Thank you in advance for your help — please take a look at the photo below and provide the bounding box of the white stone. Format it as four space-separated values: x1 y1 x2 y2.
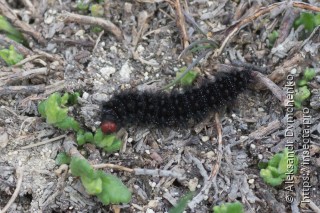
201 136 209 142
119 61 132 82
100 66 116 78
44 16 54 24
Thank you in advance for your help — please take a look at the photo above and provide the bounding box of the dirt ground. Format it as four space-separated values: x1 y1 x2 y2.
0 0 320 212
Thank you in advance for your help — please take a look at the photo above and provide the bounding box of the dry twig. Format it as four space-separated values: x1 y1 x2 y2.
215 1 320 56
41 165 68 210
253 71 288 105
0 68 47 87
0 167 24 213
0 34 33 56
188 113 223 209
0 0 45 44
166 0 189 48
0 85 45 96
59 12 122 40
20 135 66 150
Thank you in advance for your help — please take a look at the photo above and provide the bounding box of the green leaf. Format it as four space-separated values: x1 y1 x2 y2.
77 132 86 146
70 157 96 179
176 67 198 86
295 12 316 32
97 135 116 148
81 175 103 195
103 139 122 153
294 86 311 108
55 117 80 131
96 171 131 205
297 79 308 87
84 132 94 143
61 93 69 106
77 0 91 11
278 148 289 174
55 152 71 165
213 202 244 213
94 128 104 143
0 45 24 66
268 30 279 47
267 153 282 168
0 16 26 44
68 92 80 105
257 160 268 169
38 100 47 117
314 13 320 26
169 192 193 213
260 149 299 187
303 68 316 81
44 93 68 124
90 4 104 17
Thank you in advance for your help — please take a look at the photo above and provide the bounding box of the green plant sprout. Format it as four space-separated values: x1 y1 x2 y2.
70 157 131 205
294 86 311 109
259 148 299 187
213 202 244 213
168 192 194 213
0 45 24 66
77 128 122 152
38 92 81 131
90 4 104 17
175 67 198 86
55 152 71 165
0 15 26 45
38 92 122 152
268 30 279 47
294 12 320 34
76 0 91 11
294 68 316 108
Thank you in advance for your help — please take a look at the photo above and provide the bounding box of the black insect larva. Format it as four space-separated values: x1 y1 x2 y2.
101 70 252 134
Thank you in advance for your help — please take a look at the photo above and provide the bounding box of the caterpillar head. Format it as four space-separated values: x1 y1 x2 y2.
101 108 118 134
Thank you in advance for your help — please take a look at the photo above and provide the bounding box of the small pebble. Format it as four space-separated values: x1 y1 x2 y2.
188 178 198 191
290 68 297 75
248 179 255 184
82 92 89 100
201 136 209 142
146 209 155 213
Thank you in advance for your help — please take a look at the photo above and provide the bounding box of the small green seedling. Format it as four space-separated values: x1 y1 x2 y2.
76 0 91 11
0 15 26 45
294 12 320 34
294 86 311 109
0 45 24 66
38 92 81 131
294 68 316 108
77 128 122 152
176 67 198 86
55 152 71 165
168 192 194 213
297 68 316 87
213 202 244 213
38 92 122 152
259 148 299 187
70 157 131 205
268 30 279 47
90 4 104 17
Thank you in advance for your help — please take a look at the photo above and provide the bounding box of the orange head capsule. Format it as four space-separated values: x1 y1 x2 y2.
101 121 117 134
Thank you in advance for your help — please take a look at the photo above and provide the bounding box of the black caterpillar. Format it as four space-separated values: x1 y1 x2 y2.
100 70 252 134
